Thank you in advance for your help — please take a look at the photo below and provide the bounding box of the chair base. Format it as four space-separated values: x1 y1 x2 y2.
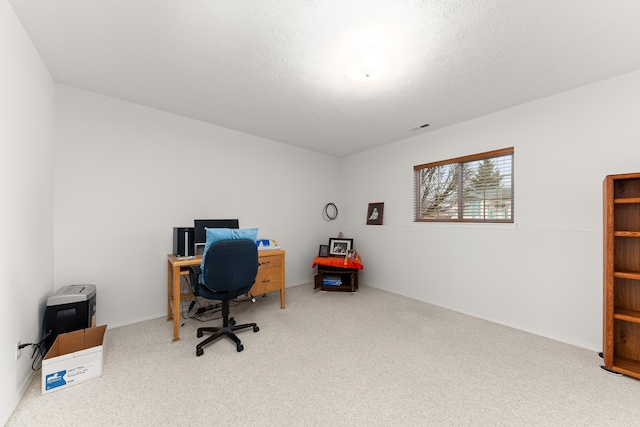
196 317 259 356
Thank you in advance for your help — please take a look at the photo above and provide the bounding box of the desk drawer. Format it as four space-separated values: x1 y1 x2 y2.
258 254 282 270
251 268 283 295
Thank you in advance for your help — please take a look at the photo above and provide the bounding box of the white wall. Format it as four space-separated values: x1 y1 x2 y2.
341 70 640 351
54 85 342 328
0 1 55 424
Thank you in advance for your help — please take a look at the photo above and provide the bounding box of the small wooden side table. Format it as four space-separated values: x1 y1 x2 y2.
312 256 363 292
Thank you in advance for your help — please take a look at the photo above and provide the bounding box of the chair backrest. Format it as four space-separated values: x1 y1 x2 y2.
201 239 259 295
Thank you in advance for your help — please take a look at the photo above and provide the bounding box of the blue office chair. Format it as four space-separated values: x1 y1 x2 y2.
194 239 260 356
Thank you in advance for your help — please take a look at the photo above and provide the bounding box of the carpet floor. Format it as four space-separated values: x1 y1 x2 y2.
8 283 640 426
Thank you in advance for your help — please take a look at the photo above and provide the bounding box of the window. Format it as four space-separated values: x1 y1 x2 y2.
414 147 514 223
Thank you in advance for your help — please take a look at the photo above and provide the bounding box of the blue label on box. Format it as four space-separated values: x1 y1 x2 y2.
45 370 67 390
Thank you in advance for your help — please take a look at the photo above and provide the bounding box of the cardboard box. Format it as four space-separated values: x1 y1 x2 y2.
41 325 107 394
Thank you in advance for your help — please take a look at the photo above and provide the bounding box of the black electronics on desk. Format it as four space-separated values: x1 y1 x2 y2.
173 227 195 257
193 219 239 254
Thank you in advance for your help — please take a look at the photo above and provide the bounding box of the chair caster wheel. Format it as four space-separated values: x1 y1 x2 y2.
197 331 203 338
230 318 236 326
253 326 259 332
237 344 244 352
196 348 203 357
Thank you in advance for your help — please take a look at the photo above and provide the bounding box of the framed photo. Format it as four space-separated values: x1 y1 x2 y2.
346 249 359 261
367 202 384 225
318 244 329 257
328 238 353 256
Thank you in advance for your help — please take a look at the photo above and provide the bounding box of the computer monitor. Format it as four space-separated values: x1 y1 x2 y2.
193 219 240 253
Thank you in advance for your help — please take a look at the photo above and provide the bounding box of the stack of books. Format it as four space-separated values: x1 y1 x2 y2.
322 275 342 286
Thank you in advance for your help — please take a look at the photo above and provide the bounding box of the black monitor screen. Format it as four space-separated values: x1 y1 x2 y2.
193 219 240 244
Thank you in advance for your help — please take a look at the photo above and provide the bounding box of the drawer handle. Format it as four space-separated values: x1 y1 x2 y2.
261 279 271 283
261 261 271 266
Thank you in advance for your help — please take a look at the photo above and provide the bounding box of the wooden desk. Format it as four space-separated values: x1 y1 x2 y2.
167 249 285 341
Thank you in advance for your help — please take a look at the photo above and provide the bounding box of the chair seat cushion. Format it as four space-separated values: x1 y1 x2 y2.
195 286 229 301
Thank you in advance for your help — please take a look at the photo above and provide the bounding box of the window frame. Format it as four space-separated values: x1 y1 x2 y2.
413 147 514 223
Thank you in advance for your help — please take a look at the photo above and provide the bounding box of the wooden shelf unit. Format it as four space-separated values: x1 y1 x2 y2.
314 265 359 292
602 172 640 379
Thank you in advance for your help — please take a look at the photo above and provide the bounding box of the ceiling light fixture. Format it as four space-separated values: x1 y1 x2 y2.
345 46 391 81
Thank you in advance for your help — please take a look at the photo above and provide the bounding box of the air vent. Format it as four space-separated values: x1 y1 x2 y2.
409 123 430 132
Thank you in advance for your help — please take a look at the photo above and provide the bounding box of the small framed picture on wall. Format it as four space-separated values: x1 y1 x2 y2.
367 202 384 225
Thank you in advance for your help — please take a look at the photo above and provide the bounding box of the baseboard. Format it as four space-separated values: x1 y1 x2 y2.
1 370 36 426
106 312 166 330
375 286 601 353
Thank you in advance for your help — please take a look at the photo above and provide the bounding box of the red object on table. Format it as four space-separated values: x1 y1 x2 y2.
312 256 364 270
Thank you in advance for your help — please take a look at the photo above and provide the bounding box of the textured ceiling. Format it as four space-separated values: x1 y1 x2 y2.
9 0 640 157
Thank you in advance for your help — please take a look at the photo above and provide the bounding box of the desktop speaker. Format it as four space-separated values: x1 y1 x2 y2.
173 227 194 257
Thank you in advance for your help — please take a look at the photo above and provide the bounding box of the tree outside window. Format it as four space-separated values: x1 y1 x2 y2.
414 148 513 223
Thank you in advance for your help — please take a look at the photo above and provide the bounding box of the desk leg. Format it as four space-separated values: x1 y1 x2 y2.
280 268 286 308
167 260 173 321
172 266 181 341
